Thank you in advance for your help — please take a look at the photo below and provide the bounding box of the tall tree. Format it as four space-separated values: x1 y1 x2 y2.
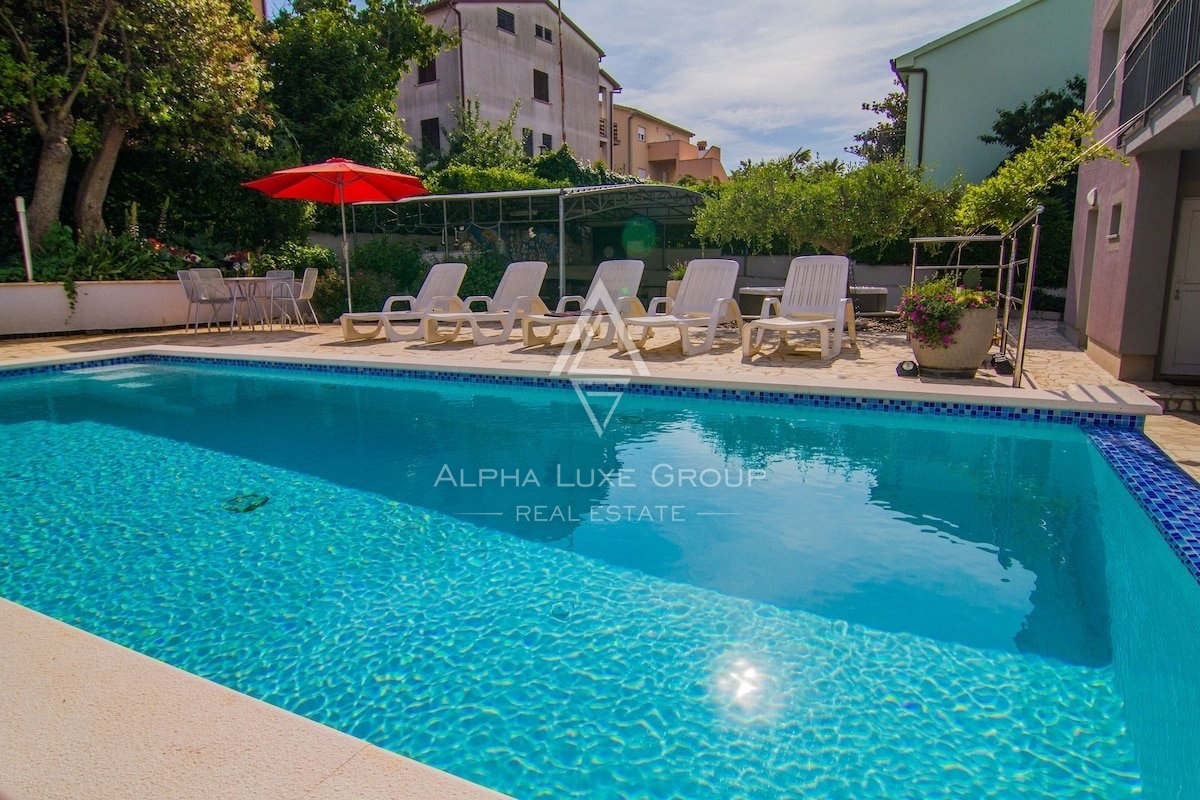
267 0 451 171
958 110 1119 232
847 82 907 163
72 0 267 241
695 153 957 257
980 75 1085 157
0 0 117 246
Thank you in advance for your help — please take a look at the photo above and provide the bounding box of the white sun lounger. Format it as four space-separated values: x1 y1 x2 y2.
422 260 549 345
339 262 468 342
521 259 646 348
618 259 743 356
742 255 850 360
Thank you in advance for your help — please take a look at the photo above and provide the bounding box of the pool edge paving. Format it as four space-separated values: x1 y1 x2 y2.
0 599 509 800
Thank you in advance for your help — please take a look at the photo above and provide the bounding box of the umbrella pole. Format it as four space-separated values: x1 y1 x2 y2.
339 186 353 313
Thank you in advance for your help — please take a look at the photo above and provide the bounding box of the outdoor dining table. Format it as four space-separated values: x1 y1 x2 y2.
223 276 292 330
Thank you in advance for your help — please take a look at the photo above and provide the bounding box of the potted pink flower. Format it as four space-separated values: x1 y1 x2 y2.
897 269 998 377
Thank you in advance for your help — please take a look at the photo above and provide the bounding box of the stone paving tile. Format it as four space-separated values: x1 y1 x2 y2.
1 318 1196 481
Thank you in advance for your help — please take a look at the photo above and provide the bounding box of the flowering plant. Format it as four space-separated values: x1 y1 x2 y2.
898 270 997 349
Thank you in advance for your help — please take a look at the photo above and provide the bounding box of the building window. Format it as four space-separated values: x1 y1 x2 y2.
535 24 552 42
1108 203 1123 241
417 60 436 84
523 127 534 158
1096 8 1122 112
636 126 646 142
497 7 515 33
541 133 553 153
420 117 441 152
533 69 550 102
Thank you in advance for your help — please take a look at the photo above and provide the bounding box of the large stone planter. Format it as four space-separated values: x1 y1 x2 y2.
911 306 998 377
0 280 190 336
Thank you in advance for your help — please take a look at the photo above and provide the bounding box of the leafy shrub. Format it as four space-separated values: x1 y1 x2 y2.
13 223 187 307
1032 288 1066 312
429 164 560 194
262 237 429 319
530 145 638 186
255 242 340 320
457 249 507 299
347 237 425 315
1031 197 1072 288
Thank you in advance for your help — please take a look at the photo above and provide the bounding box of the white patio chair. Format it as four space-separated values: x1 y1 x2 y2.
291 267 319 325
618 259 742 356
177 270 201 332
521 259 646 348
260 269 299 329
742 255 850 360
422 260 549 345
188 268 248 333
339 262 468 342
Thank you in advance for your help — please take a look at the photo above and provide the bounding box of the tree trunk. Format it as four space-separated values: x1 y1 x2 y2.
75 109 130 243
26 113 75 248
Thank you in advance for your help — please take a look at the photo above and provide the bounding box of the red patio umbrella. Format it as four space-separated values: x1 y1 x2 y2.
243 158 429 312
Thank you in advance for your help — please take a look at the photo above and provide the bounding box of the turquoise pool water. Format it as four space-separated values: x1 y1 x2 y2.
1 361 1197 798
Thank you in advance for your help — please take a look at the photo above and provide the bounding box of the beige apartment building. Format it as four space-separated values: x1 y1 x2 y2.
398 0 609 162
608 104 728 183
396 1 726 183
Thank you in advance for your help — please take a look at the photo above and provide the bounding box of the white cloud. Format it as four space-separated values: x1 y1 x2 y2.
565 0 1017 166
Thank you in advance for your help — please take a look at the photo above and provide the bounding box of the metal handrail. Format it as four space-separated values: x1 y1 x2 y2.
908 204 1044 388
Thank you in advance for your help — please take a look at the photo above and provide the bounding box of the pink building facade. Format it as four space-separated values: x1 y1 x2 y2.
1066 0 1200 380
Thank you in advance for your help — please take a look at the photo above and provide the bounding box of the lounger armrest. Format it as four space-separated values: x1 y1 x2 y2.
712 297 743 325
555 294 586 313
382 295 417 312
463 295 494 311
615 295 645 316
429 295 463 312
760 297 781 317
647 296 671 315
511 295 550 315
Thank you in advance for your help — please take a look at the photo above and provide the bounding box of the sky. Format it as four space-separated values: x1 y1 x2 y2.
267 0 1017 167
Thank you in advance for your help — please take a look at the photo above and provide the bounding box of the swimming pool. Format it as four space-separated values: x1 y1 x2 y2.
1 356 1198 798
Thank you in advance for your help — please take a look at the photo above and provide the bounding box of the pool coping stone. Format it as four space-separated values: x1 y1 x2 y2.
0 344 1164 421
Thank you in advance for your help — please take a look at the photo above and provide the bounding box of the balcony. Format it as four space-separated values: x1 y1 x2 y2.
1119 0 1200 130
647 139 690 162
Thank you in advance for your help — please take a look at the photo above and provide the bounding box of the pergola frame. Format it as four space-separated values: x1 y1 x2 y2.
355 184 706 297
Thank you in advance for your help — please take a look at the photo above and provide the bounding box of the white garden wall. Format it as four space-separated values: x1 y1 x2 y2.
0 281 190 336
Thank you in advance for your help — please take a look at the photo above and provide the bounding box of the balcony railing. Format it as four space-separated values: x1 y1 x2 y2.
1119 0 1200 127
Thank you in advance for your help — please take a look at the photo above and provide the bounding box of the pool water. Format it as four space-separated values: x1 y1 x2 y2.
1 361 1197 798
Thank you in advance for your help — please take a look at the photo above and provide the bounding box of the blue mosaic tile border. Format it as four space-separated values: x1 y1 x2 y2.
1 352 1144 430
1088 428 1200 584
